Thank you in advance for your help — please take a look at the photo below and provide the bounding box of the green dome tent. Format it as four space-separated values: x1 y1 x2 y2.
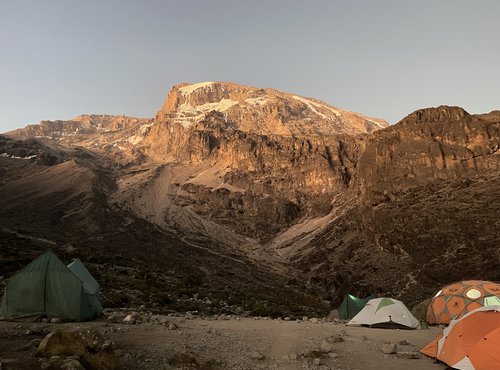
0 250 103 321
411 298 432 323
338 294 375 320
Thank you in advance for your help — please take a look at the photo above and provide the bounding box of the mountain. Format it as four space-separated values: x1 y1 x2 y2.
1 82 498 314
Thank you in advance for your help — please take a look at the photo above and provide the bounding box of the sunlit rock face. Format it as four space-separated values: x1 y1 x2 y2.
155 81 388 135
2 82 499 308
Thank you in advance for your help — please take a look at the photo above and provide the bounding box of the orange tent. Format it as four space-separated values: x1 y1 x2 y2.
421 306 500 370
426 280 500 324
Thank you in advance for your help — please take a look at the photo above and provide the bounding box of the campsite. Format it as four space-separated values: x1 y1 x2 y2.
1 250 500 369
0 308 445 370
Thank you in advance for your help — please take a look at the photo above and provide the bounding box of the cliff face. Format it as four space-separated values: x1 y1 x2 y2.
359 106 499 204
290 106 500 304
142 82 382 239
1 83 499 308
355 106 500 299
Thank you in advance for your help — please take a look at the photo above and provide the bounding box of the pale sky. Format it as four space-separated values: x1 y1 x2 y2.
1 0 499 132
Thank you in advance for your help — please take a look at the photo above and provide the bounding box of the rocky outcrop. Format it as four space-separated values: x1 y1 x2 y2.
358 106 499 205
290 106 500 305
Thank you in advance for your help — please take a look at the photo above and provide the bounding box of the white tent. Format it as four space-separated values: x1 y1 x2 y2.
347 297 421 329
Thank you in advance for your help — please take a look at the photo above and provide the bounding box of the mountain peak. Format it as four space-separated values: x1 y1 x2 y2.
156 81 388 136
400 105 470 125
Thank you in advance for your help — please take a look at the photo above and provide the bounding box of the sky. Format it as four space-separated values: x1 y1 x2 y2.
1 0 499 132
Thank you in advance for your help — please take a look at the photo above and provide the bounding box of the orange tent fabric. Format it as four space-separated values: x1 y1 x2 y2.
426 280 500 324
468 327 500 370
420 306 500 370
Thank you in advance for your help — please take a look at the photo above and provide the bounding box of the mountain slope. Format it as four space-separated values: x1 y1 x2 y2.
1 82 499 311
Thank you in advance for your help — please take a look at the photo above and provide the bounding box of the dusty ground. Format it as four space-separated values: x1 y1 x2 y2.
0 315 447 370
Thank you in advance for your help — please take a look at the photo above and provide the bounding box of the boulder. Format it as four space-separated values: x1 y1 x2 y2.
37 331 86 358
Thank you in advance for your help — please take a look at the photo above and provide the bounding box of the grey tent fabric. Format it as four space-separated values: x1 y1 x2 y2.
0 250 102 321
347 297 421 330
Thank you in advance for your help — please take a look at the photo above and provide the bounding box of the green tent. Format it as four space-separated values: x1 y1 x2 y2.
339 294 375 320
0 250 103 321
411 298 431 323
67 258 100 295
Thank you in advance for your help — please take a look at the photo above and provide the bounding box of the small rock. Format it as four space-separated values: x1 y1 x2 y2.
397 350 420 359
302 316 308 321
41 318 49 323
250 351 265 360
381 343 397 354
49 355 61 362
50 317 62 323
338 329 347 337
312 357 321 366
284 317 291 321
289 353 297 360
321 339 336 353
102 340 113 351
20 338 42 351
102 308 114 315
41 362 51 370
167 322 178 330
61 360 85 370
64 355 81 362
328 352 339 359
398 340 411 345
28 324 43 335
326 334 344 343
107 313 126 323
123 312 142 324
309 317 319 324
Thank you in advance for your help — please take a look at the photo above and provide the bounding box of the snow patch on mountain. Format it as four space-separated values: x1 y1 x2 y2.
172 98 238 128
292 95 341 119
179 82 215 95
245 97 269 106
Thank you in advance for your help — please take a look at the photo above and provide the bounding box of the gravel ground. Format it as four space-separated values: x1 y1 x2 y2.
0 315 447 370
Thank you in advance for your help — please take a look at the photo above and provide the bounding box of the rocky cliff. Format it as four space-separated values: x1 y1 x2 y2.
1 82 499 312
